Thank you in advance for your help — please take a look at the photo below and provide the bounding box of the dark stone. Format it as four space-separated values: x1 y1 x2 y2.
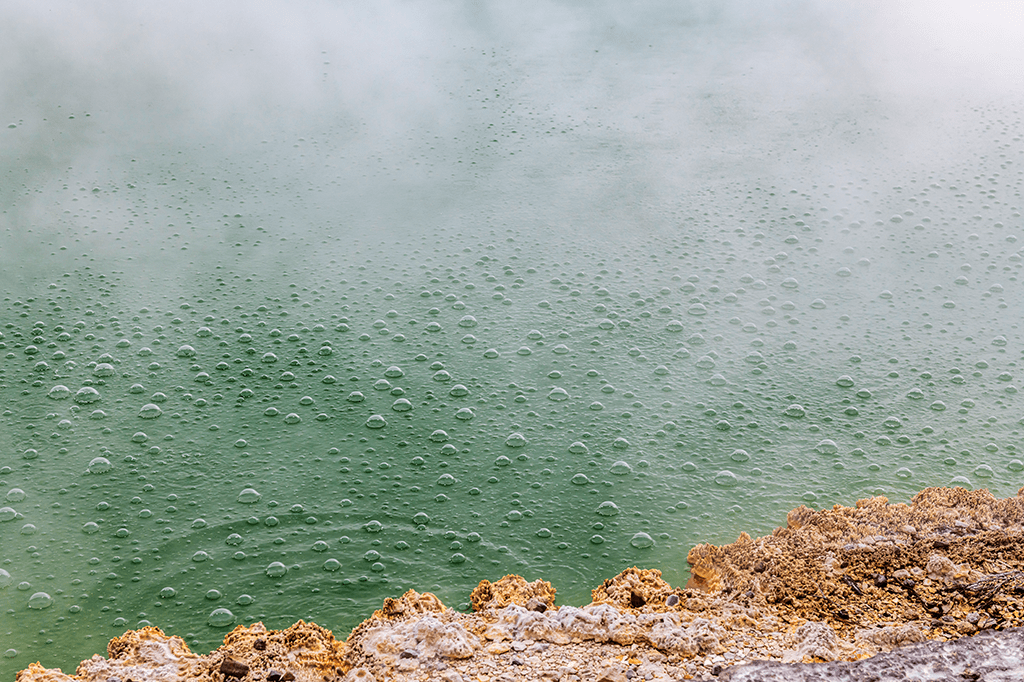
399 649 419 659
267 671 294 682
753 562 766 573
219 658 249 678
665 593 680 607
874 574 887 588
720 626 1024 682
253 638 266 651
526 597 548 613
934 538 950 550
629 591 646 608
712 664 723 676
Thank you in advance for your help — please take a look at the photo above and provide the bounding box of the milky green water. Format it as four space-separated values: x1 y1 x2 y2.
2 2 1024 677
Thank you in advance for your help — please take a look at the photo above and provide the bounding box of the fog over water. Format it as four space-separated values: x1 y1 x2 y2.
1 1 1024 676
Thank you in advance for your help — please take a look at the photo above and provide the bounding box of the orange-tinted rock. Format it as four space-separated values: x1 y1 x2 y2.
591 567 684 611
470 574 556 611
371 588 447 620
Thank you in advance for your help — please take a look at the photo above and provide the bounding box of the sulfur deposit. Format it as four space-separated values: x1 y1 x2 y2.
18 487 1024 682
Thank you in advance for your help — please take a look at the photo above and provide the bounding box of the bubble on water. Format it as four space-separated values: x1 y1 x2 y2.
517 346 532 356
159 587 176 598
458 315 478 328
835 376 854 388
930 401 947 411
569 442 589 454
665 320 684 332
949 476 972 489
714 470 739 487
449 553 466 565
484 348 500 358
610 461 632 475
437 474 457 487
192 551 209 562
206 589 222 601
177 345 196 358
630 532 655 549
345 392 365 403
311 540 329 552
695 356 715 369
612 437 629 449
993 336 1008 347
82 521 100 534
373 379 392 391
90 409 107 420
974 465 994 478
384 366 405 378
47 385 70 400
430 430 449 442
802 492 818 502
299 396 314 406
815 440 838 455
883 416 901 429
138 403 162 419
323 559 341 572
264 407 280 417
783 404 806 418
433 370 452 382
730 449 750 462
688 304 707 316
596 501 620 516
208 608 235 628
226 533 244 546
28 592 52 609
0 507 17 522
571 474 591 485
22 449 38 460
455 407 474 420
590 535 605 544
0 569 10 589
495 456 511 467
93 363 115 377
505 432 528 448
366 415 387 429
265 562 288 578
364 520 383 533
810 299 826 309
1009 460 1024 472
895 467 912 479
87 457 112 474
6 489 25 503
131 432 149 443
284 413 302 423
781 278 798 289
386 398 411 413
237 488 262 504
547 388 569 402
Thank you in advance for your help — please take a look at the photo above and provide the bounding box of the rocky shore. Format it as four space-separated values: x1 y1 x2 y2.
18 487 1024 682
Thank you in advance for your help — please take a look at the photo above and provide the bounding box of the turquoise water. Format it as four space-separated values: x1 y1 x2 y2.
2 1 1024 677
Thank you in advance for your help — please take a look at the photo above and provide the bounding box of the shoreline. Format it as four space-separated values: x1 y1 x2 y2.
17 486 1024 681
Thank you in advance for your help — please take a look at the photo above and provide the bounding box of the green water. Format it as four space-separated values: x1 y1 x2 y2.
2 1 1024 677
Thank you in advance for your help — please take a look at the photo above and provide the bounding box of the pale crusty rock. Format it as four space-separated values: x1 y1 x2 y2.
357 615 480 662
855 623 928 650
781 621 860 663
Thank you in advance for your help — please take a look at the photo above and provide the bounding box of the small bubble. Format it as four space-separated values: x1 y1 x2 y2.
207 608 235 628
571 473 591 485
504 432 528 448
237 488 262 504
366 415 387 429
630 532 655 549
609 461 632 475
596 501 620 516
714 470 739 487
28 592 52 609
265 562 288 578
87 457 112 474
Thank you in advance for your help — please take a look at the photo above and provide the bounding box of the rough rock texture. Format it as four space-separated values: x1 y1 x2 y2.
469 574 557 612
16 622 349 682
721 626 1024 682
18 487 1024 682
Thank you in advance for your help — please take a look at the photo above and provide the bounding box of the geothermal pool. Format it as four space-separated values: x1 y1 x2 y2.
2 1 1023 677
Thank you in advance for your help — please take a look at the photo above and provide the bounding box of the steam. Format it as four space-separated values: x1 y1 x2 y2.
1 0 1021 249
